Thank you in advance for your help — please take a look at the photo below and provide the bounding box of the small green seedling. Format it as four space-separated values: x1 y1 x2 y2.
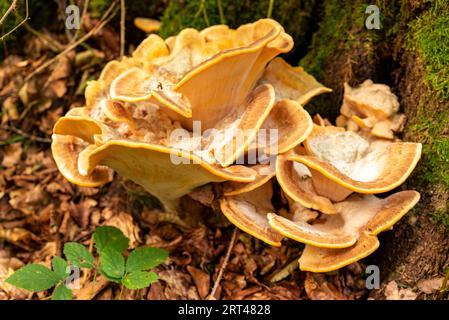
5 226 168 300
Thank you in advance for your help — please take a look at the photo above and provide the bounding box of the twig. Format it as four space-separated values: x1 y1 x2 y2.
202 0 210 26
70 0 90 44
119 0 125 58
0 0 18 26
195 0 210 26
216 0 225 25
4 124 51 143
22 21 63 52
209 228 238 299
0 0 28 42
24 1 118 83
267 0 274 18
439 267 449 299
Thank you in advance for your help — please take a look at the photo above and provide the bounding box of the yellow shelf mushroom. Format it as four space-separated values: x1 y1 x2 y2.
52 19 421 272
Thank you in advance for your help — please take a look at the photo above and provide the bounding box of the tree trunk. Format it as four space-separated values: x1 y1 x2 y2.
158 0 449 298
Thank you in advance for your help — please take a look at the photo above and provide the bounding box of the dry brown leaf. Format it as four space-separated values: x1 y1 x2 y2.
416 277 444 294
106 212 141 249
384 281 417 300
73 276 109 300
0 266 30 300
158 269 200 300
304 272 348 300
9 185 46 215
1 143 22 168
186 266 210 299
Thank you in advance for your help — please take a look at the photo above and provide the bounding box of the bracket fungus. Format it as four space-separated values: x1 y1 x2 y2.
52 19 422 272
337 80 407 140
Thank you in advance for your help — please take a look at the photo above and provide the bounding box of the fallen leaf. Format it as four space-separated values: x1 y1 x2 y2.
106 212 141 249
1 143 22 168
417 277 444 294
384 281 417 300
305 273 348 300
186 266 210 299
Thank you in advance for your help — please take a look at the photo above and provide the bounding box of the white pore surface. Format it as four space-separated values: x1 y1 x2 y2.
308 131 386 182
237 200 269 226
292 161 312 179
335 194 383 234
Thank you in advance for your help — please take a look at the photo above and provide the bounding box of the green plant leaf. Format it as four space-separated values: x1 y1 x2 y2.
63 242 95 269
122 271 159 290
126 247 168 273
99 247 125 280
52 256 69 281
51 284 72 300
6 264 60 292
94 226 129 254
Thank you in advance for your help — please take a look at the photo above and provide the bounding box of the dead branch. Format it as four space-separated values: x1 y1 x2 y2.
209 228 238 299
24 0 118 83
0 0 18 26
70 0 90 44
120 0 125 58
4 124 51 143
0 0 28 42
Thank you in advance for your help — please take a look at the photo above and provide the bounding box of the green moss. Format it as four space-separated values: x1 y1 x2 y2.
408 0 449 100
300 0 409 115
159 0 316 62
413 138 449 188
300 0 384 80
408 106 449 196
431 207 449 228
89 0 167 19
88 0 168 47
299 1 345 78
405 98 448 224
296 0 401 118
404 0 449 225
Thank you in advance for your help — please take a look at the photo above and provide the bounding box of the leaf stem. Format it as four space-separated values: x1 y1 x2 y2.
202 0 210 26
119 0 126 58
209 228 238 299
217 0 226 24
119 283 124 300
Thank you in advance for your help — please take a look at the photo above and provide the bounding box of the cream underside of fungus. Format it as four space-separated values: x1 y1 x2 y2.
306 131 386 182
52 19 422 272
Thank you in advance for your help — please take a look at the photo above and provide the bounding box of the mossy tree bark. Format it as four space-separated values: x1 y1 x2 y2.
160 0 449 297
299 0 449 298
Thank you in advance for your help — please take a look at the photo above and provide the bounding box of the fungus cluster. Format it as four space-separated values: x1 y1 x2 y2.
52 19 422 272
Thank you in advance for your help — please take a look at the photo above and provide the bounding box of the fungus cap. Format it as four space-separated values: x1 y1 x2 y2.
342 80 400 120
260 58 332 105
220 181 283 246
290 191 420 272
253 99 314 156
110 19 293 131
134 18 161 34
60 136 257 212
276 150 336 214
294 125 422 194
